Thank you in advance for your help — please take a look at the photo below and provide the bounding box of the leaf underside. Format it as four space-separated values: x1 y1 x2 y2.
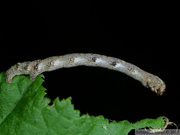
0 72 164 135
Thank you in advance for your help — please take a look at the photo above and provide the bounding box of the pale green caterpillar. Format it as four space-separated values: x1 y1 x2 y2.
6 53 166 95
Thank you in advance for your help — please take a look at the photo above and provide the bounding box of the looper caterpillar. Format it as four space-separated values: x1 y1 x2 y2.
6 53 166 95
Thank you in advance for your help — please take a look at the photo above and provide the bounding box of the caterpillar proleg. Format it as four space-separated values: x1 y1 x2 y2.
6 53 166 95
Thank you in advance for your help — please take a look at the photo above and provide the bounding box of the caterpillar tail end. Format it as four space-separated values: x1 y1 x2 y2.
142 74 166 95
150 81 166 96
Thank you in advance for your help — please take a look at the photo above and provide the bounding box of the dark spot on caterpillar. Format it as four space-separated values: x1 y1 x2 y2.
34 60 40 70
111 61 117 67
14 63 22 71
15 63 20 68
34 65 38 70
127 65 134 72
45 60 52 68
24 62 30 70
92 57 97 62
69 57 74 62
50 61 53 65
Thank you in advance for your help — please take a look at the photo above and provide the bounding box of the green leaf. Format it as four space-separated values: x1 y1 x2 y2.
0 72 165 135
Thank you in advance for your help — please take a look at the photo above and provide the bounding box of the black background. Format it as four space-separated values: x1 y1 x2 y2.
0 1 179 134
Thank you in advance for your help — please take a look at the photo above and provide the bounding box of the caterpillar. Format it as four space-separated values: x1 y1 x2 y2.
6 53 166 95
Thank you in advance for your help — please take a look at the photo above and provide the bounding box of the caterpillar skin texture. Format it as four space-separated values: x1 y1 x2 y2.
6 53 166 95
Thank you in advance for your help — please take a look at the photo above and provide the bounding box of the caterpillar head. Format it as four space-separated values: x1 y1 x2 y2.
6 61 42 83
5 63 22 83
6 62 31 83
